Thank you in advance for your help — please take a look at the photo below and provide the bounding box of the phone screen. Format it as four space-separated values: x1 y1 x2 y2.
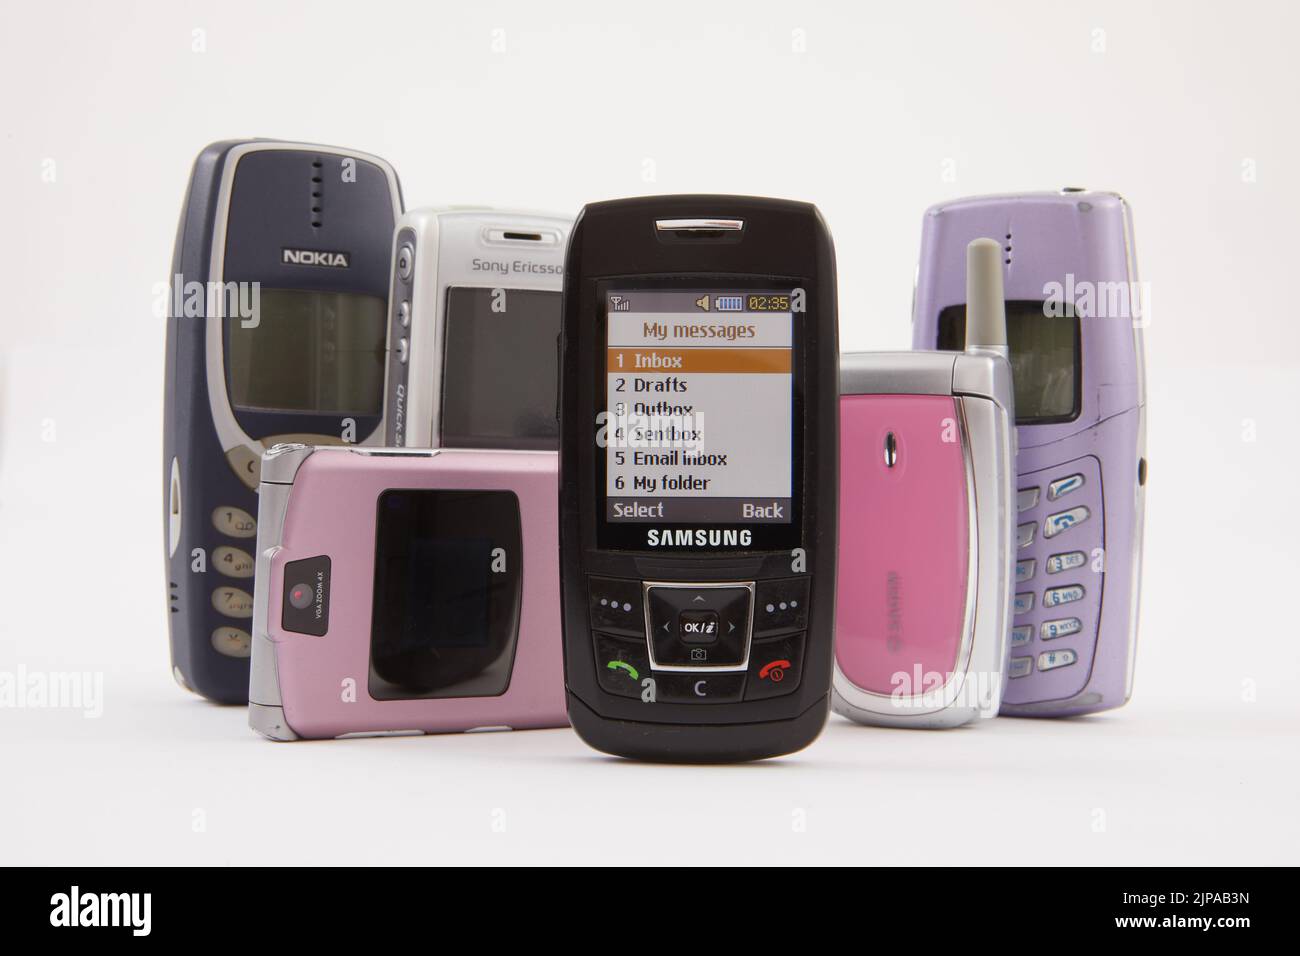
227 289 387 415
439 287 561 450
937 301 1080 423
368 488 522 700
598 287 800 550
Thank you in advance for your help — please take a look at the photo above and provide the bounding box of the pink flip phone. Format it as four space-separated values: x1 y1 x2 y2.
248 444 567 740
833 239 1016 727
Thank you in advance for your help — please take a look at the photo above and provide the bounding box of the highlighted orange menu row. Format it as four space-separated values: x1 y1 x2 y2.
606 347 792 374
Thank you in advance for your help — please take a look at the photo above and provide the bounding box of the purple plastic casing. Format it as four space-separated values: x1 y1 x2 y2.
248 446 568 739
912 192 1146 716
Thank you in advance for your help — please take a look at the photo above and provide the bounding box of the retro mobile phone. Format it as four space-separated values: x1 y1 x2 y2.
559 196 839 762
912 191 1146 716
163 140 402 704
383 208 571 449
834 239 1015 728
248 444 566 740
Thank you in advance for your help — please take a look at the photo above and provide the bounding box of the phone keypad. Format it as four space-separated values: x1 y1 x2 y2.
1046 551 1087 574
209 505 259 650
212 506 257 538
588 575 809 703
1048 474 1085 500
211 586 253 618
1003 456 1104 697
213 545 254 579
1041 617 1082 640
1016 488 1040 512
1044 506 1090 538
211 626 252 658
1015 559 1036 584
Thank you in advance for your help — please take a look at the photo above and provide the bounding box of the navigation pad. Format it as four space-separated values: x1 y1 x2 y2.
587 575 810 703
645 583 753 670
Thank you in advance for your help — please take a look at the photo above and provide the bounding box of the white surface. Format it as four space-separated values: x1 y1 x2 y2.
2 0 1299 865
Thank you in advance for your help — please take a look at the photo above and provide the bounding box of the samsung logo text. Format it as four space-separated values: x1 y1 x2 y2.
646 529 752 548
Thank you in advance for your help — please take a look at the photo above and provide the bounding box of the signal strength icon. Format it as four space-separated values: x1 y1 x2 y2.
610 295 630 312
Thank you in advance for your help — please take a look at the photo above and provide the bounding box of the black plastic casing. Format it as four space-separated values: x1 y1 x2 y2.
558 196 839 762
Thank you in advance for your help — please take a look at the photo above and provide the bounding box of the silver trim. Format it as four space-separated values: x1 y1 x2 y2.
1120 195 1147 705
641 580 755 673
247 444 314 739
841 350 957 396
654 218 744 232
204 142 402 469
249 703 299 741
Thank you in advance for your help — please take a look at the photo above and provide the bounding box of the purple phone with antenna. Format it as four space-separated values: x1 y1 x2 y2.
912 190 1146 716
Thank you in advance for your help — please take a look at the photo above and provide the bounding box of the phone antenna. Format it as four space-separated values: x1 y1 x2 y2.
965 237 1008 359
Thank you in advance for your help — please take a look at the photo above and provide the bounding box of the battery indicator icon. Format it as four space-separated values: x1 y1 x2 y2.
715 295 743 312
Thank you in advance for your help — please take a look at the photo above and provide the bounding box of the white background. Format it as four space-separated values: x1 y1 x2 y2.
1 1 1297 865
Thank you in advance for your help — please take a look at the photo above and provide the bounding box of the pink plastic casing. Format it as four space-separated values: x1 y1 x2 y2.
262 449 567 737
835 395 970 695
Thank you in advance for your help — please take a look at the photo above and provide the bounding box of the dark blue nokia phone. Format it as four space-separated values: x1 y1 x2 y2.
163 140 402 703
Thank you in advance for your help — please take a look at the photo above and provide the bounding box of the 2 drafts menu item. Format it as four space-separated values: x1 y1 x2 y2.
604 289 794 525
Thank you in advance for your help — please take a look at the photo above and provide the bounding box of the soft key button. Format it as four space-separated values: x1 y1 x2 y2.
588 576 644 637
753 577 810 636
1048 474 1085 500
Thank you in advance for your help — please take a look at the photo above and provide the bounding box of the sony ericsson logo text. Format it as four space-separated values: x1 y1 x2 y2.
646 528 753 548
282 247 350 268
50 886 151 936
471 258 562 276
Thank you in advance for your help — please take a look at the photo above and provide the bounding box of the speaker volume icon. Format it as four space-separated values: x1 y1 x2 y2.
694 295 710 311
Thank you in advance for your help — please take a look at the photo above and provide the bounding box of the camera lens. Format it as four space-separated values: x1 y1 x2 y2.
288 582 314 610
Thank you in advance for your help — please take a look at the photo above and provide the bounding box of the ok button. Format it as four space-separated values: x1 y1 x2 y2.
679 610 719 644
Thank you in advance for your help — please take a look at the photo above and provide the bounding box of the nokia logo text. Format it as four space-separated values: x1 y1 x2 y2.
282 248 350 268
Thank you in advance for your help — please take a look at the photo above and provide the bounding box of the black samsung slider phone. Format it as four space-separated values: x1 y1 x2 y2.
559 195 839 762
